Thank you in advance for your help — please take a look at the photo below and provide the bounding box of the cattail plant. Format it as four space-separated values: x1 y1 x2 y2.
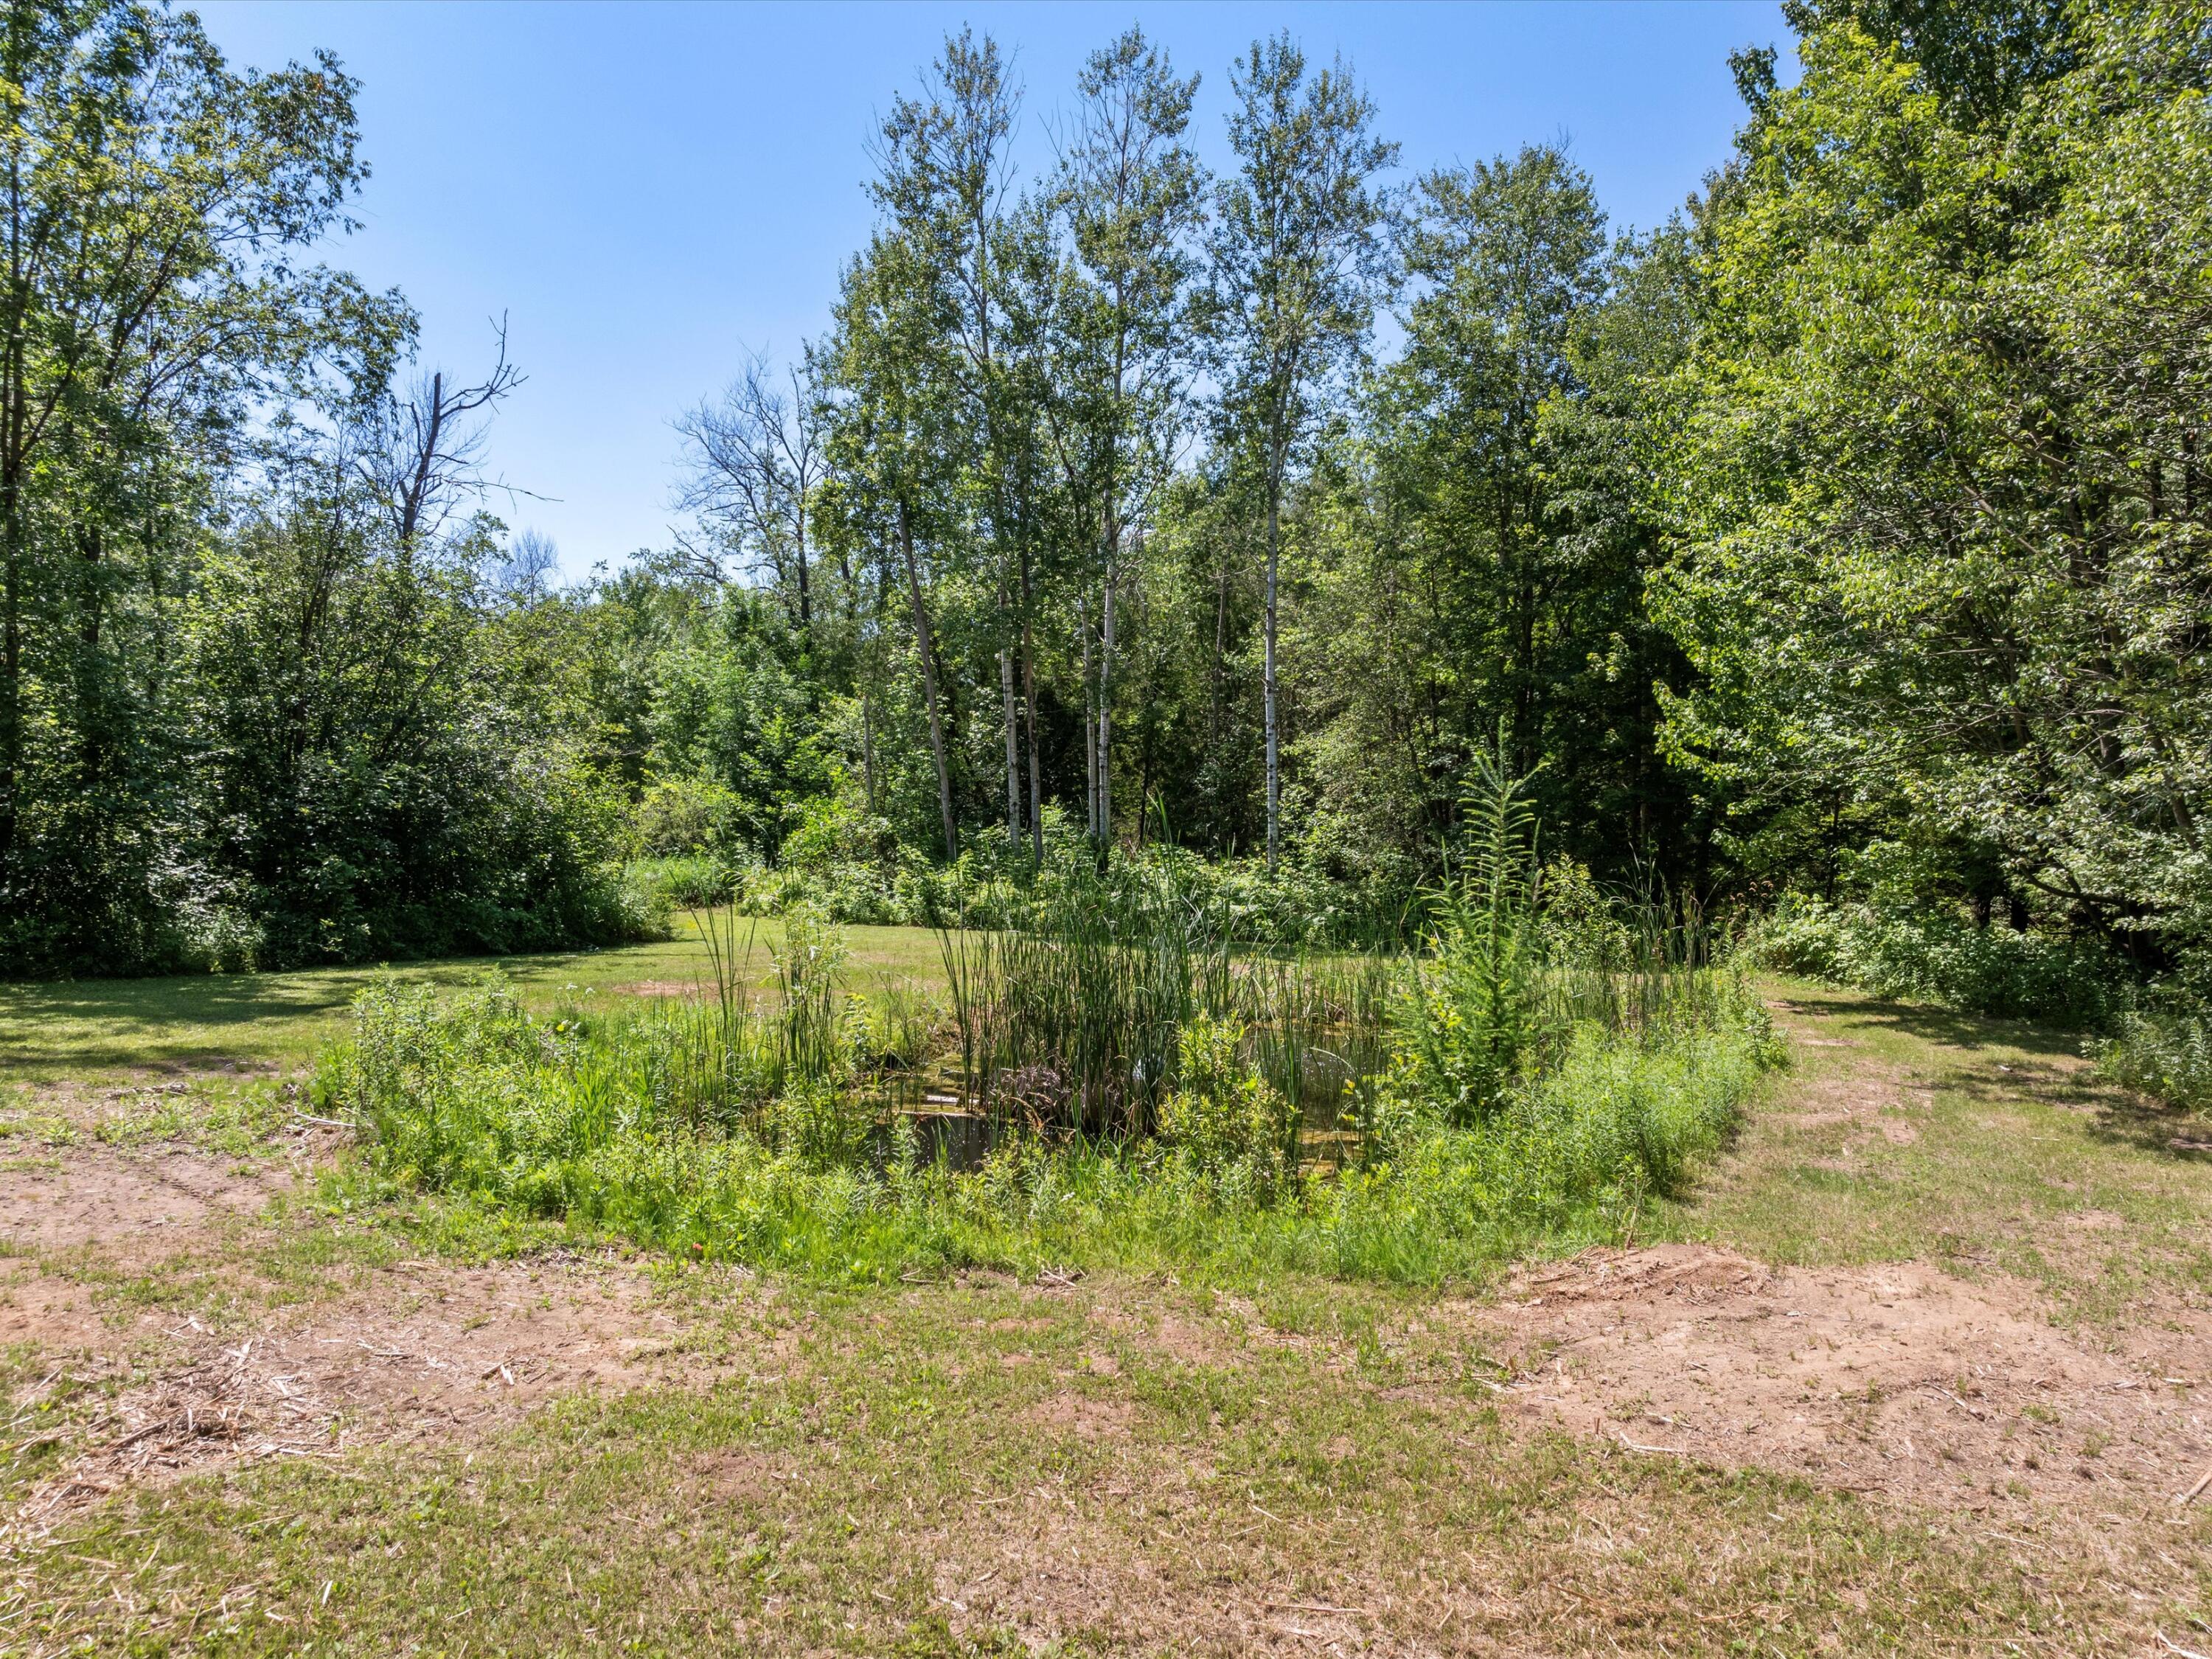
936 854 1395 1144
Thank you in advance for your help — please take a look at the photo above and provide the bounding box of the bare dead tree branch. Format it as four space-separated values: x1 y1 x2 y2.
671 344 827 626
356 315 526 559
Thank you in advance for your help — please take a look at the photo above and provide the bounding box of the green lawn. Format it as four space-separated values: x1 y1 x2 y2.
1658 982 2212 1323
0 914 948 1082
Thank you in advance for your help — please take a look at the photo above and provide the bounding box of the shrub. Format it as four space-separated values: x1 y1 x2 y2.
2094 1008 2212 1114
1742 895 2122 1025
627 776 750 860
734 796 937 925
1156 1016 1297 1192
630 854 737 910
1394 745 1544 1127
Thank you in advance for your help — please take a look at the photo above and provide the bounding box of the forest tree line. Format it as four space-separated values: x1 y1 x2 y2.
1 0 2207 999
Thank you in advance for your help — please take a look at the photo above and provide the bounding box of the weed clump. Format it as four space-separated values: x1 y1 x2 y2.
1157 1015 1298 1196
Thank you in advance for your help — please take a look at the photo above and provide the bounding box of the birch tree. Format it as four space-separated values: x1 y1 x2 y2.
1205 34 1396 867
1048 27 1206 855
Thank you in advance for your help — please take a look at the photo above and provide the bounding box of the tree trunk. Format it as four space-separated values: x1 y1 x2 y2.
1019 549 1043 866
1263 451 1282 872
999 644 1021 852
793 507 811 631
1096 565 1115 861
860 685 878 813
0 150 22 871
899 501 958 860
1079 596 1097 840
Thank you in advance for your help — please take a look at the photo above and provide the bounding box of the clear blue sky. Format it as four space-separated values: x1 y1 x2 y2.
192 1 1789 579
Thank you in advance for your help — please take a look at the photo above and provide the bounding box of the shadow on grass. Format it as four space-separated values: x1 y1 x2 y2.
0 947 626 1077
1768 990 2090 1059
1773 989 2212 1166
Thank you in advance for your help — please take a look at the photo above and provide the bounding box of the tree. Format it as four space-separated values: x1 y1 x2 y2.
0 0 399 970
1298 146 1688 883
1205 34 1397 867
827 231 963 860
1037 27 1207 857
355 321 524 568
1658 1 2212 960
672 344 828 626
869 28 1027 856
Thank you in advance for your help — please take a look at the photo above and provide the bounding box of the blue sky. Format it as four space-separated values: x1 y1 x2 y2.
193 1 1788 578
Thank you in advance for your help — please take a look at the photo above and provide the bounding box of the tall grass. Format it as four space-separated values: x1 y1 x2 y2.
1389 745 1749 1147
935 857 1396 1146
2095 1006 2212 1113
321 772 1784 1285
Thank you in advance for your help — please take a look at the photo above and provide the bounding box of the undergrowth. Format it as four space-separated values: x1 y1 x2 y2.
2095 1007 2212 1115
317 748 1783 1285
318 971 1775 1285
1742 894 2121 1026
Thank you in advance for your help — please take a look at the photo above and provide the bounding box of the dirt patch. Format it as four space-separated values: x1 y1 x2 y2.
4 1248 742 1542
619 980 703 999
2064 1207 2126 1231
0 1143 305 1250
0 1132 761 1544
1457 1243 2211 1518
1775 1055 1919 1139
1023 1389 1138 1441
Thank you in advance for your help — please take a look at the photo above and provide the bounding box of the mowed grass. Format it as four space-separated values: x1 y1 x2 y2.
1655 981 2212 1323
5 1270 2134 1658
0 914 947 1082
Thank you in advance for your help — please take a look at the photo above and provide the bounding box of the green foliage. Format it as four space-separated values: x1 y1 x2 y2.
734 795 937 925
1369 997 1777 1244
629 855 735 911
641 592 835 853
1743 896 2121 1026
177 521 657 968
2095 1009 2212 1116
1396 744 1544 1126
1659 1 2212 981
626 776 751 860
0 4 655 977
321 951 1778 1285
0 1 408 975
1155 1015 1297 1193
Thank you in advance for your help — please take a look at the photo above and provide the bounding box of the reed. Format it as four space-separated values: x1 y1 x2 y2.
936 858 1397 1142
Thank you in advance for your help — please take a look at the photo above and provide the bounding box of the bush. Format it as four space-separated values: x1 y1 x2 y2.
631 854 739 910
1362 999 1776 1243
735 796 937 925
2094 1008 2212 1114
722 796 1416 948
1155 1016 1297 1194
1742 895 2123 1024
627 776 751 860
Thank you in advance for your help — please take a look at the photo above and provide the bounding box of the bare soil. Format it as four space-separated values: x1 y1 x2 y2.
0 1141 307 1250
1469 1242 2210 1514
0 1138 754 1545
